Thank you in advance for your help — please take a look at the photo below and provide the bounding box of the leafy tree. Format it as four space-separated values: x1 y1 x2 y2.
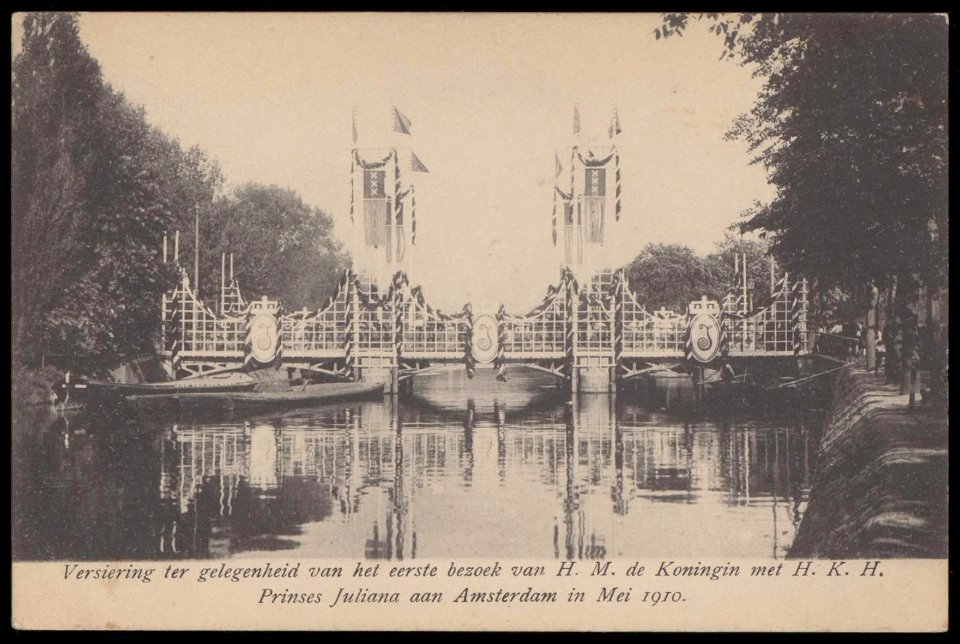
657 13 948 385
703 231 773 304
193 184 349 312
625 243 713 312
12 12 222 373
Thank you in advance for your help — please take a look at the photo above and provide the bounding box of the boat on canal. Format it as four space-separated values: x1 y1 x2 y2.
125 381 385 417
66 371 259 402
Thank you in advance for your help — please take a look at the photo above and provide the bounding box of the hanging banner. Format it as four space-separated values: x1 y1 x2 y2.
584 197 605 243
363 169 388 248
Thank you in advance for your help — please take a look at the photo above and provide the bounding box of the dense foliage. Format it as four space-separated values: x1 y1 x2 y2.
625 234 771 312
12 13 346 374
194 184 347 311
657 13 948 384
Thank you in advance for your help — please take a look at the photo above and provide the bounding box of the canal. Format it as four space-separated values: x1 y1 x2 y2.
12 368 819 561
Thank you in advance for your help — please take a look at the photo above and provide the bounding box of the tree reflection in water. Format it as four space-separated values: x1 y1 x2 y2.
13 371 816 561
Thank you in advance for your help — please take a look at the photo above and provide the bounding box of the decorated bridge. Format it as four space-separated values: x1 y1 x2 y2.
159 107 809 394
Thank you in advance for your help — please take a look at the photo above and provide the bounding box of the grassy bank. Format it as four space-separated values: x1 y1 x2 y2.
790 368 948 558
11 363 65 415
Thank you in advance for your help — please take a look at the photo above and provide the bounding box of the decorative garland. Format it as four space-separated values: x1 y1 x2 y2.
410 185 417 246
349 152 355 224
243 309 255 370
576 148 616 167
462 302 475 379
564 269 578 381
614 147 622 221
343 274 356 381
551 186 558 247
353 149 393 169
274 301 285 369
393 272 407 362
495 305 507 382
612 269 624 369
791 279 803 355
167 289 182 373
393 149 401 257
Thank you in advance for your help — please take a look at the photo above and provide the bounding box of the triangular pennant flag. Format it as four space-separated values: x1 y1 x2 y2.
555 152 563 178
573 104 581 136
410 152 429 173
393 107 412 135
608 106 622 139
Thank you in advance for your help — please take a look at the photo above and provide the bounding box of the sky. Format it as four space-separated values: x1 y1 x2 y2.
14 12 774 313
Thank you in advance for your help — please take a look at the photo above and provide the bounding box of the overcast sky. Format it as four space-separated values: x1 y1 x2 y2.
14 12 773 312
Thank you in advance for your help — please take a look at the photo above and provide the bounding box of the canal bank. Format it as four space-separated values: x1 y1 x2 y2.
789 368 948 558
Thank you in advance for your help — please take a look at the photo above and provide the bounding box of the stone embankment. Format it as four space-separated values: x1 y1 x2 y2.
790 368 948 558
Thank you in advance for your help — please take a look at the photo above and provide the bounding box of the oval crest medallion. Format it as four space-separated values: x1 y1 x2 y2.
249 313 279 364
688 313 722 363
471 314 499 364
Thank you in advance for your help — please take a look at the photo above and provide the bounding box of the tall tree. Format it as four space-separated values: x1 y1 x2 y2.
657 13 948 383
194 184 349 311
625 243 713 311
12 13 222 372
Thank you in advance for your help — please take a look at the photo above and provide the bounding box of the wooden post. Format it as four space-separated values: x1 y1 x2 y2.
163 233 168 264
230 254 234 281
174 230 180 263
742 252 748 314
220 253 226 313
866 282 878 370
909 367 918 410
194 207 200 292
351 274 361 383
770 256 776 296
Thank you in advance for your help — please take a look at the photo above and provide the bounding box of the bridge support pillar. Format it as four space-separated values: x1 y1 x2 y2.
357 357 397 395
573 363 615 394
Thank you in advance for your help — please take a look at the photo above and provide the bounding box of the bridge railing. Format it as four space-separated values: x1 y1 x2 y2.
618 277 687 356
809 331 861 363
721 277 808 355
163 276 245 359
401 287 468 358
500 285 567 357
279 278 350 357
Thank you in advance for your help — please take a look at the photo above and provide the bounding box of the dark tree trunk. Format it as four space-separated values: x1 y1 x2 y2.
884 276 900 383
897 272 921 395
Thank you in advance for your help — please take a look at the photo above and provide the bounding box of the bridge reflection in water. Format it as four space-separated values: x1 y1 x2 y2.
145 380 813 561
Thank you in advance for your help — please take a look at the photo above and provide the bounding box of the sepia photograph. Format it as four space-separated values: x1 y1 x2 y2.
11 12 948 631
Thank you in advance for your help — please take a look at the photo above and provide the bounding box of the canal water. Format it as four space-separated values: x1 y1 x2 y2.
13 368 818 561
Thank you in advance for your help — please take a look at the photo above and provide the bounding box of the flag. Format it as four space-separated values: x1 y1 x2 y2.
585 197 605 243
393 107 412 135
352 109 358 144
363 170 385 198
573 104 581 136
410 152 429 173
555 152 563 178
364 199 388 248
584 168 606 196
608 106 622 139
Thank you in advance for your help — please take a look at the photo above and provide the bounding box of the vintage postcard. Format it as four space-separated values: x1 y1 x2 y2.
11 12 948 631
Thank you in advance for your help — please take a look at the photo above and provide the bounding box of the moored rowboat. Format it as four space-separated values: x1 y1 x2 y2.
66 372 259 403
126 382 384 417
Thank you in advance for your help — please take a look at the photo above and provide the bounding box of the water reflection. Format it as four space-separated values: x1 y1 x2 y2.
13 373 815 561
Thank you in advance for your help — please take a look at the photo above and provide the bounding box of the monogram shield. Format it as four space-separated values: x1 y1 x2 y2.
689 313 722 363
249 313 279 364
471 314 499 364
